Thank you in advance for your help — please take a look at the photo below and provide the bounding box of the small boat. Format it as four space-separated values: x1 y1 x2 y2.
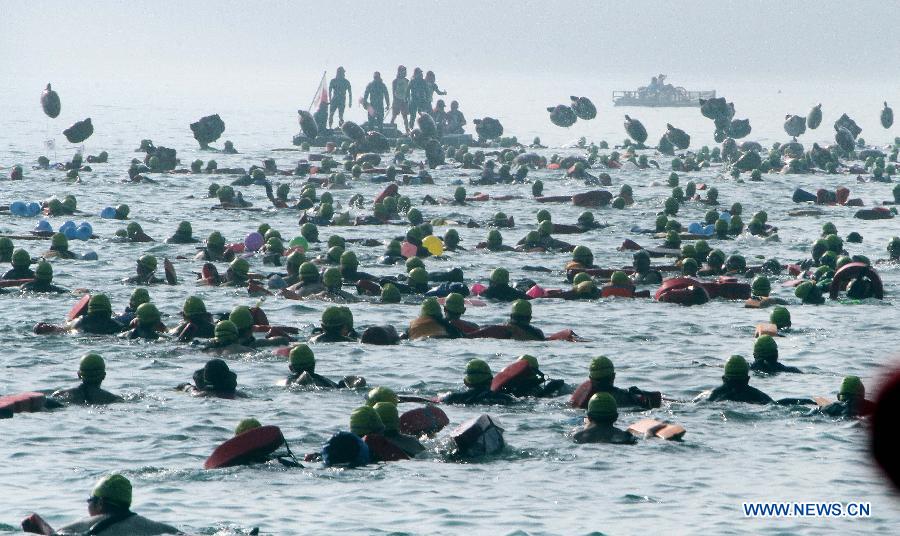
613 74 715 108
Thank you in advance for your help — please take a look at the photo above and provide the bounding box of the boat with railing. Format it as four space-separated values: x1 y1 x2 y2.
613 75 715 107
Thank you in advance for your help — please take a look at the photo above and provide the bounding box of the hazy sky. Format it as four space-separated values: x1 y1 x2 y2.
4 0 897 86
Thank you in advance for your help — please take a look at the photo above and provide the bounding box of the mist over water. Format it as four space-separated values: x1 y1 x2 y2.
2 2 900 535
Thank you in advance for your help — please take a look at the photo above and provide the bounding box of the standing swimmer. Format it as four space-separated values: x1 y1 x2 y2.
390 65 410 132
328 66 352 129
363 72 390 131
407 68 429 125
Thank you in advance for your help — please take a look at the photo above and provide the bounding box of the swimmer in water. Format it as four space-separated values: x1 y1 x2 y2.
50 353 123 405
573 393 636 444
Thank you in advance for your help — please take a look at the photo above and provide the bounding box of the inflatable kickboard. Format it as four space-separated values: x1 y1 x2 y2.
570 380 594 409
164 258 177 285
363 434 410 462
67 294 91 321
0 392 47 417
399 405 450 436
627 418 685 440
452 414 505 457
204 425 285 469
0 278 33 288
490 360 531 393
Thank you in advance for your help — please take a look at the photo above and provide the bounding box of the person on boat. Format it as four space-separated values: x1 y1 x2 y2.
122 303 165 340
42 474 179 535
165 221 198 244
432 100 448 134
404 297 464 340
571 356 660 409
700 355 773 404
21 261 67 293
363 71 389 131
328 66 352 129
480 267 529 301
373 402 425 456
407 68 429 126
493 355 567 398
573 393 636 445
178 358 244 398
3 248 34 280
443 292 480 334
467 299 545 341
817 376 876 418
446 100 466 134
200 319 254 354
51 353 122 405
309 306 358 343
69 294 125 335
424 70 447 109
438 359 516 405
170 296 215 341
390 65 410 133
750 335 801 374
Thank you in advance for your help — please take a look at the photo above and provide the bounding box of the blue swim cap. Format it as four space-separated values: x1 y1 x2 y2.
322 431 370 467
81 250 99 261
718 211 732 223
60 221 78 239
34 220 53 233
27 202 41 217
76 222 93 241
10 201 26 216
100 206 117 219
687 222 703 234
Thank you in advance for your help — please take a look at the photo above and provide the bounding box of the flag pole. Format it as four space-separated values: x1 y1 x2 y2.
307 70 326 113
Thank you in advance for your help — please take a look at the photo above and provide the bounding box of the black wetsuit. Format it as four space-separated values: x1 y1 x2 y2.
573 423 637 444
750 360 802 374
439 386 516 405
2 267 34 280
70 314 124 335
707 381 773 404
481 284 529 301
21 281 67 293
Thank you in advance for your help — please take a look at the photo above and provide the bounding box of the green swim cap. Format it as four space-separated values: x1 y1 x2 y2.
822 222 837 236
350 405 385 437
286 251 305 270
366 386 399 406
724 355 750 379
538 220 553 236
214 320 238 344
578 212 595 226
753 335 778 363
207 231 225 249
511 299 531 318
405 257 425 273
464 359 493 388
490 267 510 286
35 260 53 281
589 356 615 381
536 209 551 223
301 223 319 241
299 262 318 281
88 294 112 315
407 208 423 225
611 271 629 286
707 249 725 269
487 229 503 247
444 292 465 314
372 402 400 433
230 257 250 277
381 283 401 304
587 392 618 422
825 234 843 253
794 281 814 300
217 185 235 202
138 254 157 272
811 239 827 261
838 376 865 401
130 288 150 309
340 251 359 268
326 246 344 265
752 276 771 297
493 211 508 224
176 221 192 237
183 296 206 317
289 344 315 373
572 272 592 286
454 186 466 202
323 267 342 289
229 306 254 331
770 306 791 329
126 222 143 237
682 258 699 276
408 267 428 286
136 302 160 326
12 248 30 268
51 233 68 250
326 234 344 249
235 418 261 436
572 245 593 266
420 297 442 318
518 354 539 369
321 306 344 329
91 474 132 509
266 237 284 254
78 353 106 384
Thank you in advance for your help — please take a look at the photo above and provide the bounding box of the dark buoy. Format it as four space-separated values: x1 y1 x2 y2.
297 110 318 139
473 117 503 140
570 96 596 120
62 118 93 144
547 105 577 127
623 115 647 144
416 112 438 138
665 123 690 150
40 83 60 119
190 114 226 149
728 118 752 139
881 102 894 129
834 113 862 139
783 115 806 138
341 121 366 142
835 127 855 152
806 103 822 129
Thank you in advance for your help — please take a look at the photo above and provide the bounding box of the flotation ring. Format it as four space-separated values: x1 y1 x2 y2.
702 277 751 300
655 277 709 305
67 294 91 321
570 380 595 409
451 414 505 457
601 285 635 298
204 425 285 469
0 392 47 416
0 278 32 288
400 405 450 436
363 433 410 462
829 262 884 299
490 360 532 393
374 183 399 204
